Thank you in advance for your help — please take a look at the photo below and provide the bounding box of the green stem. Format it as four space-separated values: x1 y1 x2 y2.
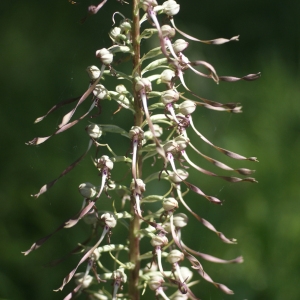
129 1 141 299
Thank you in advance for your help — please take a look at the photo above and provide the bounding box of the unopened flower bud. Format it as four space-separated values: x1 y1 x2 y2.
139 0 158 11
178 266 193 283
116 84 127 94
86 65 101 80
167 249 184 264
120 19 131 32
93 84 109 100
91 248 101 261
163 197 178 211
86 124 102 139
174 135 189 151
95 48 113 65
79 182 97 198
130 179 146 193
162 0 180 16
97 155 114 171
163 222 171 233
144 124 163 140
172 39 189 53
168 169 189 183
163 140 178 153
135 77 152 92
160 89 180 105
160 69 175 84
148 275 164 291
129 126 144 140
161 25 176 38
111 268 127 283
74 273 93 289
101 213 117 228
109 27 122 41
151 234 168 247
178 100 196 115
173 213 188 228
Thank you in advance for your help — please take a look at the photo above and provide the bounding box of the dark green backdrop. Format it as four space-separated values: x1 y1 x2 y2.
1 0 299 299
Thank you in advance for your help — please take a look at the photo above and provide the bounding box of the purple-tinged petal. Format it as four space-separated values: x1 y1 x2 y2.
219 72 261 82
181 150 257 183
189 142 255 175
34 96 80 124
26 102 96 146
58 65 105 128
170 18 239 45
54 226 109 292
175 185 236 244
31 140 93 198
189 117 258 161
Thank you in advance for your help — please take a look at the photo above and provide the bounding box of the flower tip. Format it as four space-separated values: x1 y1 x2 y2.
236 256 244 263
34 117 43 124
232 35 240 41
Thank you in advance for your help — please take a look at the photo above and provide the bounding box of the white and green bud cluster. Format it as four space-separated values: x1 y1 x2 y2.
25 0 259 299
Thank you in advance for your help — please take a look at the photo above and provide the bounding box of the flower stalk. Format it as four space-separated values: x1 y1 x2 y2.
24 0 260 299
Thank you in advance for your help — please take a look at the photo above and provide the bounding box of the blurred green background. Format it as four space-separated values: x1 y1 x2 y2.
1 0 299 299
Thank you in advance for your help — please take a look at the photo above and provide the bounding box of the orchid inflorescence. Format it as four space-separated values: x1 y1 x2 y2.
24 0 259 299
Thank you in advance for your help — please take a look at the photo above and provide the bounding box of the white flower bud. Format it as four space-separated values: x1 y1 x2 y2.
178 100 196 115
177 266 193 283
163 222 171 233
97 155 114 171
168 169 189 183
91 248 101 261
109 27 122 41
161 25 176 38
160 89 180 105
162 0 180 16
86 65 101 80
120 19 131 32
173 213 188 228
174 135 189 151
111 268 127 283
130 179 146 193
116 84 127 94
74 273 93 288
95 48 113 65
129 126 144 140
163 197 178 211
79 182 97 198
151 234 168 247
139 0 158 11
101 213 117 228
160 69 175 84
86 123 102 139
135 77 152 92
93 84 109 100
163 140 178 153
144 124 163 140
167 249 184 264
148 275 164 291
172 39 189 53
